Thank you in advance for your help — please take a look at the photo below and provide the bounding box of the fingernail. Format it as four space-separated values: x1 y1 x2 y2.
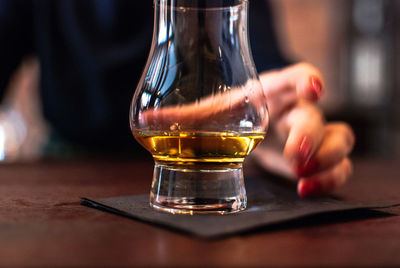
297 157 319 177
310 76 322 101
299 136 312 163
298 180 322 198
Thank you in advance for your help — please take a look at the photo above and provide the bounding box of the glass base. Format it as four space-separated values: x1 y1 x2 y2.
150 163 247 215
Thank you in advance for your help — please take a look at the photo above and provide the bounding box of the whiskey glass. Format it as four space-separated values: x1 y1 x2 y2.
130 0 269 214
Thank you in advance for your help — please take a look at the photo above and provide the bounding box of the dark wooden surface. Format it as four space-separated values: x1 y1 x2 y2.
0 158 399 267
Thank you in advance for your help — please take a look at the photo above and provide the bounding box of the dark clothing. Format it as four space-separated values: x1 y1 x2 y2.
0 0 288 154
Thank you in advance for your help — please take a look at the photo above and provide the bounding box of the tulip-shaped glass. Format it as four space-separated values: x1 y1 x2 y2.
130 0 269 214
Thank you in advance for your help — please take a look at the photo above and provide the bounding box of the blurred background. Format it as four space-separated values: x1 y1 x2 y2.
0 0 399 161
270 0 400 158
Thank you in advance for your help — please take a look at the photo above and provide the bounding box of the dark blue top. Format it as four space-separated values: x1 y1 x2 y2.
0 0 288 154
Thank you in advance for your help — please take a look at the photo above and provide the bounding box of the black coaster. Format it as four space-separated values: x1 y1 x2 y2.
82 176 400 238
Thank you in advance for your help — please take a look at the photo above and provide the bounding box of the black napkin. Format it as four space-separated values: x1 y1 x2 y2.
82 176 399 238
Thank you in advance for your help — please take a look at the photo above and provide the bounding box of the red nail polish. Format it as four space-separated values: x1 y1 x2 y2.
299 136 312 163
297 157 319 177
298 180 322 198
310 76 322 101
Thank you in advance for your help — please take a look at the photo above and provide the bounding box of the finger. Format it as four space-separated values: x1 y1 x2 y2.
260 62 324 105
297 123 355 177
137 80 269 128
291 63 324 101
280 100 325 167
297 157 353 197
285 62 324 101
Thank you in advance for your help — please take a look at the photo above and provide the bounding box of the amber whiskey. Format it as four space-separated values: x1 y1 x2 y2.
134 131 265 167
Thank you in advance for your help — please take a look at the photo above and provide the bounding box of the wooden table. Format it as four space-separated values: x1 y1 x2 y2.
0 158 399 267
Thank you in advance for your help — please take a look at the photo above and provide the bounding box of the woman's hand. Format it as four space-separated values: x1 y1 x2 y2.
138 62 355 197
252 62 355 197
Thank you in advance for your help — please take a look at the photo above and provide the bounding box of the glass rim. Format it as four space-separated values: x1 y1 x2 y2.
154 0 248 11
